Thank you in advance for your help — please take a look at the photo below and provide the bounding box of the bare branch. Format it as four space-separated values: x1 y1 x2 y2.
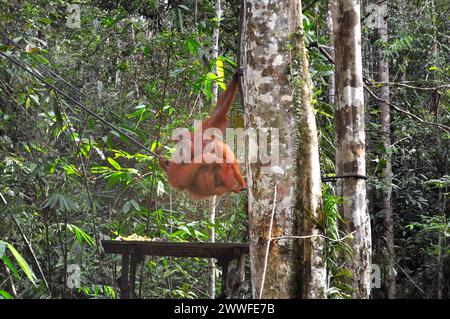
309 42 450 133
369 81 450 91
363 83 450 133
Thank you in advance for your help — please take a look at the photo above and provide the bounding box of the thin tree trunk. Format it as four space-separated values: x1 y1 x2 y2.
437 188 446 299
43 208 53 295
332 0 372 298
327 0 335 105
12 216 51 295
430 0 446 299
208 197 216 298
294 1 326 298
211 0 221 102
3 263 17 298
399 0 406 82
435 79 445 300
208 0 221 299
377 0 396 299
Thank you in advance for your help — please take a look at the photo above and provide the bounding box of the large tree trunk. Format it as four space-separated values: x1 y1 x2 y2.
377 0 396 299
332 0 372 298
241 0 326 298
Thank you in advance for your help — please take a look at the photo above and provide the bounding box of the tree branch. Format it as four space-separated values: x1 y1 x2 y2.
309 42 450 133
369 81 449 91
12 216 52 295
363 83 450 133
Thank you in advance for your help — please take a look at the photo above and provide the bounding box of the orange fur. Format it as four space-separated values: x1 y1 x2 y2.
159 69 246 199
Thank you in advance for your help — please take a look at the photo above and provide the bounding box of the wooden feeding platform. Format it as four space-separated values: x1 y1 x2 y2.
101 240 249 298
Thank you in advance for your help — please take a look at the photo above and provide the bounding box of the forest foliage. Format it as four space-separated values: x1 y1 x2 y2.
0 0 448 299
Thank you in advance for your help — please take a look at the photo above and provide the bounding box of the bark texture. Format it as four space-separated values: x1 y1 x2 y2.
293 3 326 299
377 0 396 299
332 0 372 298
241 0 326 298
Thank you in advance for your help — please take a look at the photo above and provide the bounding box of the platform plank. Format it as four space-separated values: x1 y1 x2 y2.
101 240 249 261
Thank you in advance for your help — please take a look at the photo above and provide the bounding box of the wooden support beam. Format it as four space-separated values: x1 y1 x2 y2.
129 255 139 299
120 254 130 299
238 252 246 284
221 261 229 297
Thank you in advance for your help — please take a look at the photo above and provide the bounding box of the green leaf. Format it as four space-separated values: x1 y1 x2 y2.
58 194 76 212
21 142 31 154
25 97 31 110
108 157 122 170
33 54 49 64
66 224 95 246
178 8 184 31
0 290 13 299
178 4 190 11
91 166 111 174
178 225 191 236
185 37 199 54
63 164 81 176
29 94 39 105
6 243 36 284
122 201 131 214
43 193 76 212
2 255 20 280
43 193 58 209
130 199 140 211
107 171 130 187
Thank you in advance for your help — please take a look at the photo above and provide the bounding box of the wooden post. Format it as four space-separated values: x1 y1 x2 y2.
238 253 245 284
120 254 130 299
219 259 229 297
129 255 138 299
